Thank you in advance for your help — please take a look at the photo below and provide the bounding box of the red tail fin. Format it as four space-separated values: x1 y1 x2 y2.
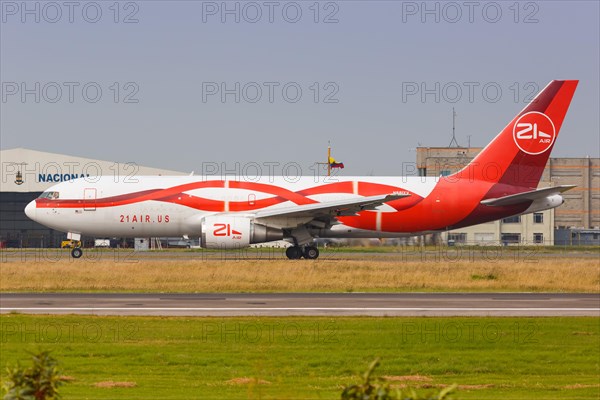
455 80 578 188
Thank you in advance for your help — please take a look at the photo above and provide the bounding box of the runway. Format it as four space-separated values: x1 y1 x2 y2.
1 293 598 317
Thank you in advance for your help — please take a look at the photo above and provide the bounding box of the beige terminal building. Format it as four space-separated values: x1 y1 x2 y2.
416 147 600 245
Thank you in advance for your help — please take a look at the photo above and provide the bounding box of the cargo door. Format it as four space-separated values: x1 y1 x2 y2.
83 188 97 211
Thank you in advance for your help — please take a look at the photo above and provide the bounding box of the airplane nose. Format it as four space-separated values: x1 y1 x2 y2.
25 201 37 221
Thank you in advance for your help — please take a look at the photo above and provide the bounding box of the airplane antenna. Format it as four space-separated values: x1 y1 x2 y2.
449 108 460 147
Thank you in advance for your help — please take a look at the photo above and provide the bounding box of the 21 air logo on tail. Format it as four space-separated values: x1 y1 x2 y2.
513 111 556 155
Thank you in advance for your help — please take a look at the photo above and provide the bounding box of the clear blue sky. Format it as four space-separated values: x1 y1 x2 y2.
1 1 598 175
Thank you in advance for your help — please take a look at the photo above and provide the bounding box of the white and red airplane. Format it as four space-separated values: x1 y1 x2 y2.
25 80 578 259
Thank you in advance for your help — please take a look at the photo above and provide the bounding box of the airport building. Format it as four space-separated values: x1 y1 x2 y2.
416 147 600 245
0 148 184 248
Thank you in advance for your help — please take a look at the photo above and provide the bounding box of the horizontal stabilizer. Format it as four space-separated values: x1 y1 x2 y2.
481 185 576 207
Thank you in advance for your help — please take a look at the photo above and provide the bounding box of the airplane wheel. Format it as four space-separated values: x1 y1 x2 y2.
285 246 303 260
303 246 319 260
71 248 83 259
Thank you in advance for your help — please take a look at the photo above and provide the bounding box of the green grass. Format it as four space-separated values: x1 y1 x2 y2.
1 315 598 399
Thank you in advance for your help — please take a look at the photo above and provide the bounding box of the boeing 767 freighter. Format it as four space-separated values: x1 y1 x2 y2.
25 80 578 259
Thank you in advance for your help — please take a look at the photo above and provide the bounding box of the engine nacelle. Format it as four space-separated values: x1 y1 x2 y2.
200 216 283 249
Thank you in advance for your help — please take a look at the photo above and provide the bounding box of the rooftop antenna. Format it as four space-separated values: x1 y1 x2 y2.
449 107 460 147
467 134 472 148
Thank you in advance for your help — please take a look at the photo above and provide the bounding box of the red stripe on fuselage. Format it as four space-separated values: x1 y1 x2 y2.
35 181 423 218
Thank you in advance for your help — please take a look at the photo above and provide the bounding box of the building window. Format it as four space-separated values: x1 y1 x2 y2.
418 168 427 177
474 233 495 243
533 233 544 244
440 170 451 177
502 215 521 223
533 213 543 223
447 233 467 244
501 233 521 244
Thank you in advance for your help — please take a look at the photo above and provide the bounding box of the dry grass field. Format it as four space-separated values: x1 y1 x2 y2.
1 253 598 292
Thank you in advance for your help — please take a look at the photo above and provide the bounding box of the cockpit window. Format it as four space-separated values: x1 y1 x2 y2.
39 191 59 200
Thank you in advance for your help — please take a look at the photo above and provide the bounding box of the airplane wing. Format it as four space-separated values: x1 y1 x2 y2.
254 193 410 220
480 185 575 207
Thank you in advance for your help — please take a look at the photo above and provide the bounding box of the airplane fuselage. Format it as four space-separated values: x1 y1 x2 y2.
26 174 547 239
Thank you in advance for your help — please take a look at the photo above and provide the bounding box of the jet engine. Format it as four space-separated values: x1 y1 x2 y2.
200 215 283 249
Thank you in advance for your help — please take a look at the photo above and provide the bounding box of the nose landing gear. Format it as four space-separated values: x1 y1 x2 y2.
68 240 83 258
70 247 83 259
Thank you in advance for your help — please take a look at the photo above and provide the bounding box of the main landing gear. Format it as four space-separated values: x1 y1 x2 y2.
285 245 319 260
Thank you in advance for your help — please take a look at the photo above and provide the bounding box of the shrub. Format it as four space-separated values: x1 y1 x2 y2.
341 358 456 400
3 350 67 400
